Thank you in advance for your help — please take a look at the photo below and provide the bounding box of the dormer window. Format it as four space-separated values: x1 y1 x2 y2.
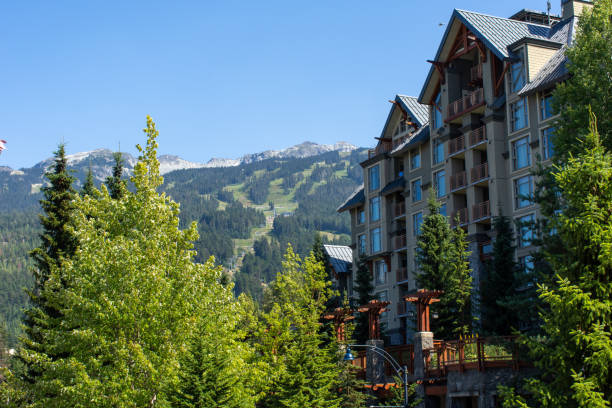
394 120 410 136
510 49 526 93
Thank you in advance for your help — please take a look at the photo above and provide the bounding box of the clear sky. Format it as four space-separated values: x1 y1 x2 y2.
0 0 562 169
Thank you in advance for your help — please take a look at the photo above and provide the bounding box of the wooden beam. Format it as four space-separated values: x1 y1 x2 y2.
495 61 511 96
427 60 446 84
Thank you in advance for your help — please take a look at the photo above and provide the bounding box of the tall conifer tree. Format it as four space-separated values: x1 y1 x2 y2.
81 166 95 197
353 256 375 343
105 151 125 199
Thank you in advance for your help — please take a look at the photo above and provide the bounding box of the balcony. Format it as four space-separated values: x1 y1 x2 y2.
448 135 465 156
469 126 487 147
473 200 491 221
446 88 485 122
368 140 393 159
450 171 468 191
393 234 407 250
470 162 489 183
452 208 469 226
393 134 410 149
393 203 406 218
396 267 409 283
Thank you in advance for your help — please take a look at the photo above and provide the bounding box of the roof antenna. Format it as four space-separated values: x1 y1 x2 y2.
547 0 552 25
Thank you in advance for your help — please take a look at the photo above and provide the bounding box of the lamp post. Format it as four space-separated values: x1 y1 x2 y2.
344 344 409 408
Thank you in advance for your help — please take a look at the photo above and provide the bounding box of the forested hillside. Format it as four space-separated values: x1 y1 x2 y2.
0 147 366 345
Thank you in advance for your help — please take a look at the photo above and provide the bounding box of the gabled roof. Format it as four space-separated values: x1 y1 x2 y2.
379 95 429 140
337 185 364 213
519 46 569 95
419 9 572 104
390 125 431 156
323 245 353 274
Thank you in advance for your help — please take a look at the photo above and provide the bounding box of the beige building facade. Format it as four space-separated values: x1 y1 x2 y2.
338 0 592 345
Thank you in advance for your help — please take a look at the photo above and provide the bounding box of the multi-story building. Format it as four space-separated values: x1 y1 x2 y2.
339 0 591 345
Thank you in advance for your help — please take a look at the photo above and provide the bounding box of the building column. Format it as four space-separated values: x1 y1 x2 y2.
365 339 386 384
413 331 434 407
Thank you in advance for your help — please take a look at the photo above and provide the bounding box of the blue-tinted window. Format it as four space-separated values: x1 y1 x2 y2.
433 139 444 164
517 214 536 248
511 98 528 132
510 51 526 93
358 208 365 224
369 165 380 191
411 179 422 202
370 196 380 221
371 228 381 253
412 212 423 237
512 136 531 170
540 91 554 120
514 175 534 209
433 92 443 129
411 150 421 169
435 170 446 197
542 127 555 160
358 234 366 255
440 203 447 217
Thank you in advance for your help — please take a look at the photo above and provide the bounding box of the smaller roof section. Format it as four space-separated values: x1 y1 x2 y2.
396 95 429 127
323 245 353 274
519 45 569 95
337 185 365 213
390 125 431 156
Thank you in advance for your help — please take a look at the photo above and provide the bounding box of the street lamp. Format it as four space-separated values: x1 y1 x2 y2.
343 344 410 408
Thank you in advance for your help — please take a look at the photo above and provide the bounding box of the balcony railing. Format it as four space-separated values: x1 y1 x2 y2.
393 234 407 250
473 200 491 221
394 203 406 218
393 134 410 148
447 88 484 121
452 208 468 226
368 141 393 159
470 64 483 82
424 336 524 377
397 267 409 282
448 135 465 156
469 126 487 146
385 344 415 376
470 162 489 183
450 171 467 191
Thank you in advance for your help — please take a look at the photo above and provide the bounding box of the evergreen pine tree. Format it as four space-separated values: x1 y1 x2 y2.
416 191 473 339
105 151 125 199
81 166 95 197
353 256 375 343
481 216 520 335
503 114 612 407
17 143 77 387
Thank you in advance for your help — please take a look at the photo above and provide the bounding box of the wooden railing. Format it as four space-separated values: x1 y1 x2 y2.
469 126 486 146
447 88 484 121
396 267 408 282
452 208 468 226
368 141 393 158
393 234 407 250
473 200 491 221
470 162 489 183
394 203 406 218
448 135 465 156
450 171 467 191
385 344 415 376
424 336 522 377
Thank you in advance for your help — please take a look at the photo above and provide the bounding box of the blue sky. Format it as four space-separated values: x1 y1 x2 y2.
0 1 561 169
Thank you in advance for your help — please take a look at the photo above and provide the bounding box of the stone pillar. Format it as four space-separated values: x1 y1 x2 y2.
366 339 385 384
414 331 434 408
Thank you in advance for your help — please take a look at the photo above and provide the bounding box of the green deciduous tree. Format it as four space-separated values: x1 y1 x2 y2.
416 192 472 339
255 247 342 408
21 117 243 407
504 114 612 407
552 0 612 159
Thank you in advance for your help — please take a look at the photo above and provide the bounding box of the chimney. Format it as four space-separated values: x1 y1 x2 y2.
561 0 593 20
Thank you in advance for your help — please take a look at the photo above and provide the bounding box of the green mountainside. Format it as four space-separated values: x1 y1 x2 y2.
0 147 366 345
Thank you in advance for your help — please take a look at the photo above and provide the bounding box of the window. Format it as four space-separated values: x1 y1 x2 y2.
542 127 555 160
370 196 380 222
412 212 423 237
514 175 534 208
440 203 447 217
357 208 365 224
509 50 525 93
369 165 380 191
540 90 554 120
433 139 444 165
371 228 381 253
358 234 366 255
434 170 446 197
511 98 528 132
374 260 387 285
410 149 421 170
512 136 531 170
433 92 443 129
519 255 534 275
411 179 422 202
377 291 388 316
517 214 535 248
